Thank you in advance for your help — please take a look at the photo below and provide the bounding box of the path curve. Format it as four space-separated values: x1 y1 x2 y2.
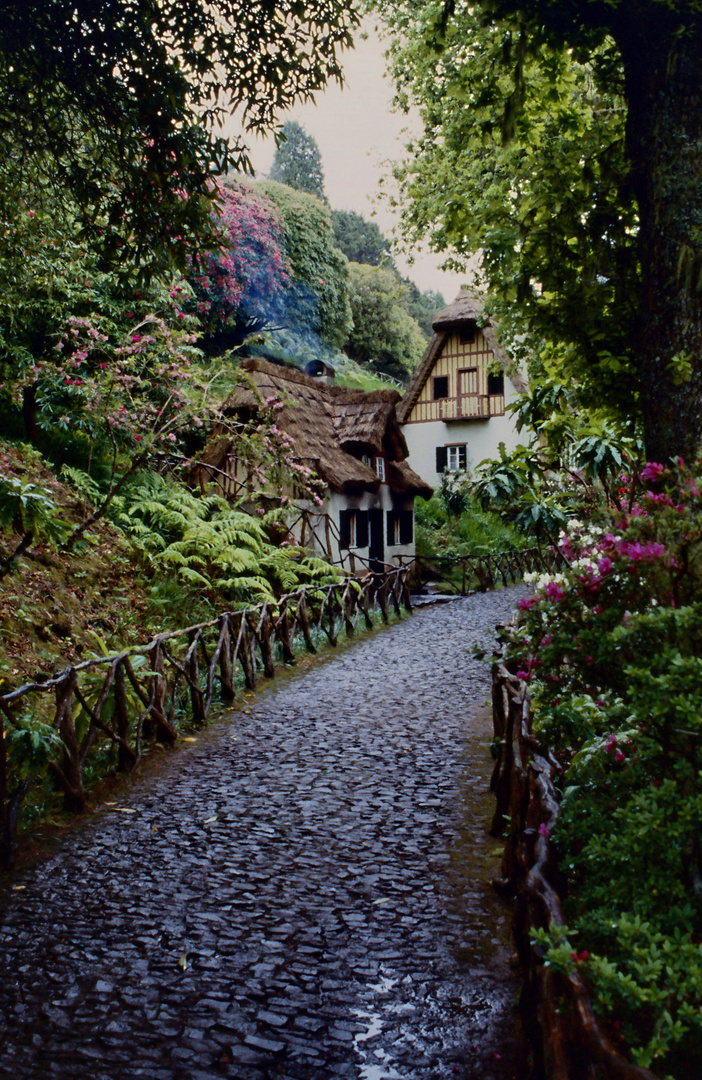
0 587 526 1080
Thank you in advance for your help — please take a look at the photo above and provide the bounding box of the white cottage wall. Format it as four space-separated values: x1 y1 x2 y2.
402 377 524 488
295 489 417 569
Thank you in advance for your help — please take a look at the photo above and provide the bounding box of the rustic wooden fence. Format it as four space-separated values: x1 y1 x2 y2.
0 568 411 869
491 657 658 1080
405 544 566 596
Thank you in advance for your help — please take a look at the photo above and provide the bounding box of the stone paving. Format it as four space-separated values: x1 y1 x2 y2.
0 587 526 1080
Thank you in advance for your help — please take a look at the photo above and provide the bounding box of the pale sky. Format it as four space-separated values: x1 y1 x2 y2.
222 26 464 303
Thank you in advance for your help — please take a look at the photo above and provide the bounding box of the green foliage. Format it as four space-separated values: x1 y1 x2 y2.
116 472 341 606
472 443 579 542
471 397 641 538
270 122 327 202
415 489 526 560
367 0 637 422
369 0 702 461
331 209 394 267
0 1 357 273
258 180 352 349
0 474 71 547
506 458 702 1074
401 279 445 339
344 262 427 381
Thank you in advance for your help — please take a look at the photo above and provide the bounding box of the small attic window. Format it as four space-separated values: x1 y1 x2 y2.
488 372 505 395
362 453 372 468
460 323 476 344
375 456 386 481
432 376 449 401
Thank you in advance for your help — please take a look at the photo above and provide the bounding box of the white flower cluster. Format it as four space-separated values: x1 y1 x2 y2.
523 571 567 591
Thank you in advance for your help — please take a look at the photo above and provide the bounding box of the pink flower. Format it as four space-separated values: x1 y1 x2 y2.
518 597 537 611
132 334 142 343
538 823 550 838
641 461 665 482
544 580 565 602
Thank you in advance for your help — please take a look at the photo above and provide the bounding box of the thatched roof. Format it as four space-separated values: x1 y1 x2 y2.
213 358 430 496
396 289 527 423
431 291 484 330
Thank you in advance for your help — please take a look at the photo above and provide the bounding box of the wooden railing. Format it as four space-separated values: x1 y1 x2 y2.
0 568 411 869
405 545 566 596
491 657 658 1080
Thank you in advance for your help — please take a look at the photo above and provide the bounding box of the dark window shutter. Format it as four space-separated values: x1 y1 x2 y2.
399 510 413 545
436 446 448 472
458 445 467 470
356 510 369 549
386 511 395 545
339 509 351 548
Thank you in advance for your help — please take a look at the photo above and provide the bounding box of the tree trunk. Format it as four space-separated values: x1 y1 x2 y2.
616 10 702 462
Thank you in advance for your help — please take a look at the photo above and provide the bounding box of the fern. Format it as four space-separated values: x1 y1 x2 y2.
115 470 342 606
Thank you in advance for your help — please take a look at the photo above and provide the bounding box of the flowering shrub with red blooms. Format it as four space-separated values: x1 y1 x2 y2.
188 180 291 351
505 459 702 1076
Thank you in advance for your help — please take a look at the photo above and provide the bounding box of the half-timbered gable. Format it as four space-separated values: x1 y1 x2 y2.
397 290 526 487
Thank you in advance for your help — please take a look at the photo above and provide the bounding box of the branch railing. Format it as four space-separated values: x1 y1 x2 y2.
0 568 411 869
402 544 567 596
491 657 658 1080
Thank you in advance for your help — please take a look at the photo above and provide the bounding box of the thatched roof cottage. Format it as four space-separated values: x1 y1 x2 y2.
197 358 431 570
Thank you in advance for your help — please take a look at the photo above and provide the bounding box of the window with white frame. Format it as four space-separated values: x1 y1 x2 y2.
375 456 386 481
447 444 467 472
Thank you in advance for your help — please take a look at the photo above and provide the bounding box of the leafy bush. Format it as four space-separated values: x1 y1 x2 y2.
416 480 526 560
504 458 702 1077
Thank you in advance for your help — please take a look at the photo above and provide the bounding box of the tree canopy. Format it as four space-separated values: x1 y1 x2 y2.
258 181 352 349
332 209 394 267
0 1 357 272
269 121 327 202
370 0 702 462
344 262 427 380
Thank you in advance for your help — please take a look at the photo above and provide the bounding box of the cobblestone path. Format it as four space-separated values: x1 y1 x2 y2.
0 587 526 1080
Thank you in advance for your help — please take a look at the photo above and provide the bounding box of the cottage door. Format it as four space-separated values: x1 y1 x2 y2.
368 508 384 573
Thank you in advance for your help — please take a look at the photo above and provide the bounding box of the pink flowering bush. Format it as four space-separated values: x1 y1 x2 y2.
188 180 291 353
505 459 702 1075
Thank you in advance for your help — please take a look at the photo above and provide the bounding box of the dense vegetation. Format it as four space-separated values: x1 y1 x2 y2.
500 460 702 1079
370 0 702 463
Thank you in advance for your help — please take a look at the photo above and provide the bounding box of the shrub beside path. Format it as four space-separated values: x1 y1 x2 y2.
0 586 527 1080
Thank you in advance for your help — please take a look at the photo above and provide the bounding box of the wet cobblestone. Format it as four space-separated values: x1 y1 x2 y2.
0 588 526 1079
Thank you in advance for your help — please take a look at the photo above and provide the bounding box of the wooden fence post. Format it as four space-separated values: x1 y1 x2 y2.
54 670 86 812
257 609 276 678
113 662 134 771
238 617 257 689
276 602 296 664
217 616 236 702
187 631 206 724
150 641 177 744
296 596 317 653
